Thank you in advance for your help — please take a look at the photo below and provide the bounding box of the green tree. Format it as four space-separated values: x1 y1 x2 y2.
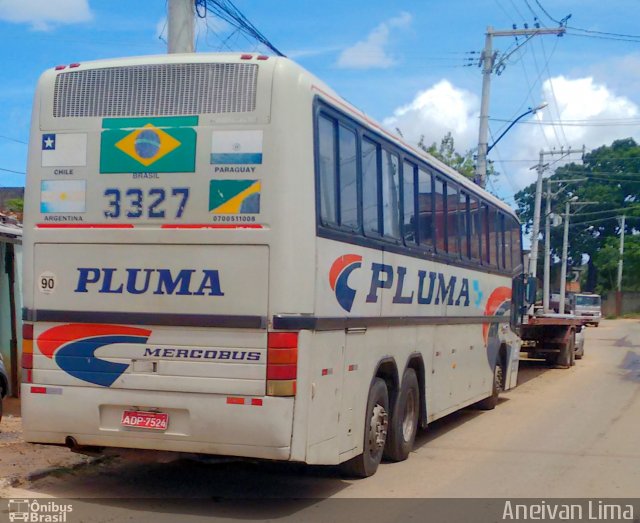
417 132 476 179
515 138 640 291
5 198 23 213
593 235 640 293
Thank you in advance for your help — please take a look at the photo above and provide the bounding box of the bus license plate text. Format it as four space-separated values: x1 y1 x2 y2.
121 410 169 430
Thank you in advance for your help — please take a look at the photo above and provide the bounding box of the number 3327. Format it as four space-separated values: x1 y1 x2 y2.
103 187 189 219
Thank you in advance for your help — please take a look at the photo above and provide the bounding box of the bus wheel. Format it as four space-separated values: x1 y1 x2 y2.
475 360 504 410
384 368 419 462
340 377 389 478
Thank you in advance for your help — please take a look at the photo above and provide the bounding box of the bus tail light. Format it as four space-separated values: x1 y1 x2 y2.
266 332 298 397
22 323 34 383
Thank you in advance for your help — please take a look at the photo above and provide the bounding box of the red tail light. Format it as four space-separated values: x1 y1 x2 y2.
22 322 34 383
266 332 298 396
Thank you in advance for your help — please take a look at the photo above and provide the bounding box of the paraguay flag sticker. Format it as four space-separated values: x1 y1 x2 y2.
211 130 263 165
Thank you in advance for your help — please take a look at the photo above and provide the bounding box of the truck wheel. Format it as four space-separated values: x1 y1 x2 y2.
340 378 389 478
569 332 576 366
384 369 419 462
556 334 575 368
475 360 504 410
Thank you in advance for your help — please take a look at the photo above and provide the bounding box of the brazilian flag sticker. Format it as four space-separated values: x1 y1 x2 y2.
209 180 261 214
100 116 198 173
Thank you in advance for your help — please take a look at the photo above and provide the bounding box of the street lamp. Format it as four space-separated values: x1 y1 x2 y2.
475 102 548 187
487 102 548 154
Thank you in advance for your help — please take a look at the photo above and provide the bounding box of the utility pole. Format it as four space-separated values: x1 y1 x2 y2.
559 200 572 314
559 199 597 314
528 147 584 284
543 176 587 313
543 179 552 313
475 25 565 188
616 214 626 315
168 0 195 53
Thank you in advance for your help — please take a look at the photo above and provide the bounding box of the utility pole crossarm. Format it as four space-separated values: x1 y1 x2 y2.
489 28 566 37
474 25 565 189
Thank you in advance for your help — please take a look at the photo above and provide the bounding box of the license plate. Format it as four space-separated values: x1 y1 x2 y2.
121 410 169 431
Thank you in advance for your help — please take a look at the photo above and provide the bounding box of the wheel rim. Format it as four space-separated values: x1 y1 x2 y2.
401 388 417 442
368 403 388 454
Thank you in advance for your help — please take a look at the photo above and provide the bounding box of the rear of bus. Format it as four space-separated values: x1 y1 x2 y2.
22 54 318 461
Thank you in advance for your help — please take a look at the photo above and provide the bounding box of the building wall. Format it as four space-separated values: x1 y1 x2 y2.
602 292 640 317
0 241 22 395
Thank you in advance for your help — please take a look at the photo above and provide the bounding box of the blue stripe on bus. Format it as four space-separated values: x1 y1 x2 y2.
210 153 263 164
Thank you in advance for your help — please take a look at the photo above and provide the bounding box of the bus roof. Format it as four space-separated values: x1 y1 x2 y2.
43 52 519 219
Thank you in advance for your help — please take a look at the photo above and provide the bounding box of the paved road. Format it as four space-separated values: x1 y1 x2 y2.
3 319 639 520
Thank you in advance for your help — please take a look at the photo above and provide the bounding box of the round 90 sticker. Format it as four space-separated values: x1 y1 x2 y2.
38 271 57 294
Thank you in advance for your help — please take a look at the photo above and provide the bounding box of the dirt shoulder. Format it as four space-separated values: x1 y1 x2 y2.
0 397 93 494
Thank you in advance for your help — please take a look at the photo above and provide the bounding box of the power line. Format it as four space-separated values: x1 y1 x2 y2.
570 204 640 217
0 167 25 174
0 134 27 145
533 0 640 42
197 0 285 56
489 117 640 127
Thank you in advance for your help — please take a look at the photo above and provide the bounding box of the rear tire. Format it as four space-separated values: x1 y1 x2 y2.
340 378 389 478
476 360 504 410
384 369 420 462
557 331 574 368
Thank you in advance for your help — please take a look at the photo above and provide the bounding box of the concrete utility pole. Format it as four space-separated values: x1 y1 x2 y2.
168 0 195 53
559 200 572 314
475 26 565 188
616 214 626 315
528 147 584 280
543 176 587 313
559 199 597 314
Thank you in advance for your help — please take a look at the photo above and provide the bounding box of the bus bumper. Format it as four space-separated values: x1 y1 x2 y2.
21 384 294 461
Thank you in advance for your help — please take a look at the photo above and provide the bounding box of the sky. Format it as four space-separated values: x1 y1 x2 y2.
1 0 639 208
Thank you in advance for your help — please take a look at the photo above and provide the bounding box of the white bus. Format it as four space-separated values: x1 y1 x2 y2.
22 53 523 477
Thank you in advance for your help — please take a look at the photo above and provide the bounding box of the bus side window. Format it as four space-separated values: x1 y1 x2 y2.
361 138 380 236
481 203 490 265
470 196 481 261
318 115 337 226
382 150 401 240
488 206 498 267
402 161 417 245
502 213 512 270
434 178 446 253
338 125 358 229
498 212 506 269
447 183 459 257
511 217 522 270
417 168 433 249
459 191 470 259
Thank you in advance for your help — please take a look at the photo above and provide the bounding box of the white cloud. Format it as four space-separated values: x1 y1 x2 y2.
383 80 479 151
382 75 640 201
501 76 640 190
0 0 92 31
337 12 412 69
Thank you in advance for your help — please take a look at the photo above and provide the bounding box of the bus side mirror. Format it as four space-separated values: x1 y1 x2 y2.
526 277 537 305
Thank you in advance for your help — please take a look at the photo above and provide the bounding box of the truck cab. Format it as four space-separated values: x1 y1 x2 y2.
569 293 602 327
